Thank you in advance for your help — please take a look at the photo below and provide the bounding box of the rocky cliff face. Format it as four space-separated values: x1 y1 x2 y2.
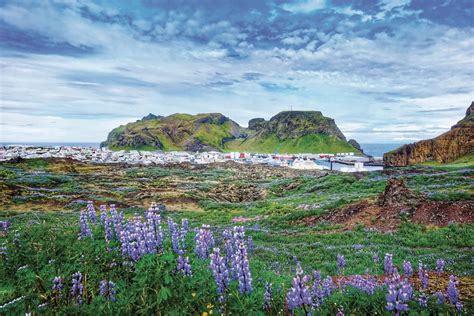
102 110 360 153
384 102 474 166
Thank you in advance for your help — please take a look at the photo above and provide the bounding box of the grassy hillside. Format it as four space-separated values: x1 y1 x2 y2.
225 134 360 154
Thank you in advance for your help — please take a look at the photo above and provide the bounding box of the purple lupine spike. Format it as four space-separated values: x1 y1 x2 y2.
233 240 252 294
385 271 412 314
403 260 413 277
337 254 345 275
447 275 462 311
436 291 445 304
419 293 428 307
418 261 428 290
0 220 11 233
104 214 113 243
177 255 192 277
99 280 116 302
436 259 445 273
79 210 93 239
210 248 230 298
195 224 214 259
286 264 312 311
322 276 335 297
52 277 63 301
222 228 235 265
384 253 394 275
171 222 182 254
263 282 273 310
71 272 83 305
247 235 254 254
336 307 344 316
86 201 97 224
373 254 379 265
99 205 107 226
344 274 377 295
311 270 325 308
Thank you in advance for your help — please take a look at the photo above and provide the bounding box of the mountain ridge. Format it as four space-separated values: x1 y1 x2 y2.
383 102 474 166
101 110 360 154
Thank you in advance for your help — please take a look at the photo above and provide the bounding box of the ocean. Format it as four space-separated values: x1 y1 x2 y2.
1 142 404 157
360 143 404 158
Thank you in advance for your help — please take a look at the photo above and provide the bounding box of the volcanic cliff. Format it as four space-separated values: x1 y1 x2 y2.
101 111 360 154
383 102 474 166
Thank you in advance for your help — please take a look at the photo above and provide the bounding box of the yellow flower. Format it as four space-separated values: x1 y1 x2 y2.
202 313 208 316
207 303 214 309
192 293 196 298
209 310 213 315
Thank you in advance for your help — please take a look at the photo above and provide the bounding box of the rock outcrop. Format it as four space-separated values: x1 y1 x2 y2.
102 110 361 154
384 102 474 166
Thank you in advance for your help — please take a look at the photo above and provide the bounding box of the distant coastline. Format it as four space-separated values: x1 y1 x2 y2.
1 142 404 158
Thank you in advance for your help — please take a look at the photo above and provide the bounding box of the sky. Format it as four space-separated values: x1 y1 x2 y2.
0 0 473 144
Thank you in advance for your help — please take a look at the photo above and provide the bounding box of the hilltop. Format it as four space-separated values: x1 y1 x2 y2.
101 111 361 154
384 102 474 166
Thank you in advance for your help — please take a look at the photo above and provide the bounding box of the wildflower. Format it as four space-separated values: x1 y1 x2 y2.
337 254 345 275
99 280 116 302
436 291 445 304
104 214 113 243
195 224 214 259
322 276 335 297
373 254 379 265
177 255 192 277
52 277 63 302
312 271 325 308
210 248 229 297
436 259 445 273
0 220 10 233
447 275 462 311
79 210 93 239
263 282 272 310
419 293 428 307
99 205 107 225
233 240 252 294
286 265 312 312
336 307 344 316
385 271 412 314
403 260 413 277
71 272 83 305
180 218 189 248
170 221 182 254
384 253 394 275
86 201 97 224
418 261 428 290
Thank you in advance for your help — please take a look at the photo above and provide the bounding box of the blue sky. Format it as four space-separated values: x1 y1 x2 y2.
0 0 472 143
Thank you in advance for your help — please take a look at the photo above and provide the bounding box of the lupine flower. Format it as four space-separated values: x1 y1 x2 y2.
343 274 377 295
177 255 192 277
233 240 252 294
52 277 63 302
222 229 235 265
247 236 254 254
337 254 345 275
353 244 364 251
447 275 462 311
403 260 413 277
336 307 344 316
312 271 325 308
436 259 445 273
99 280 116 302
322 276 335 298
99 205 107 226
384 253 394 275
373 254 379 265
79 211 93 239
0 221 10 233
195 224 214 259
436 291 445 304
86 201 97 224
210 248 230 297
170 221 182 254
385 271 413 314
180 218 189 249
71 272 83 305
286 264 312 311
263 282 273 310
104 214 113 243
419 293 428 307
418 261 428 290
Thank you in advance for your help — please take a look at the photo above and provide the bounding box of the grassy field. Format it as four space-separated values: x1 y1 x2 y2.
0 159 473 314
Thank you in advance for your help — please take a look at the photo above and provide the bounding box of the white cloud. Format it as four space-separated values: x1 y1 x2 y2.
282 0 326 13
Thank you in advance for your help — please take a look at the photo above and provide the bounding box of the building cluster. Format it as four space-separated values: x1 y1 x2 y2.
0 145 382 172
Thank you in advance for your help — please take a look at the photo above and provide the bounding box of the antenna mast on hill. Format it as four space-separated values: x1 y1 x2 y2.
290 105 293 111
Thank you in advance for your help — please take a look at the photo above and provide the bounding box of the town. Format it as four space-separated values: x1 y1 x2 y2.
0 145 383 172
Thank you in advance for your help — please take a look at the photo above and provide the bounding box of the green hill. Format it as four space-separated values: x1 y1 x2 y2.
101 111 361 154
